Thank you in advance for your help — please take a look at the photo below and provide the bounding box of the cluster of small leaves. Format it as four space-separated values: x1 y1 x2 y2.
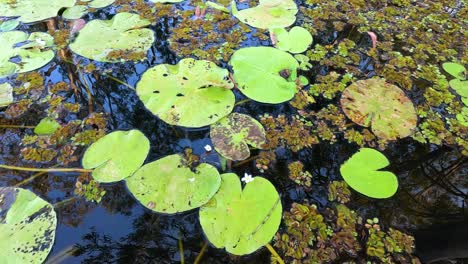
115 0 176 22
300 0 467 154
169 7 266 64
74 174 106 203
259 114 318 152
273 202 419 263
287 161 312 188
328 180 351 204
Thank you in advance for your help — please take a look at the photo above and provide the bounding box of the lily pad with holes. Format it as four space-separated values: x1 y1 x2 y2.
34 117 61 135
69 12 155 62
0 0 75 23
82 130 150 183
199 173 282 255
0 31 55 78
442 62 465 80
210 113 266 161
229 47 299 104
340 148 398 199
270 26 312 53
136 58 235 127
340 78 417 140
0 187 57 264
231 0 297 29
0 83 13 107
125 154 221 214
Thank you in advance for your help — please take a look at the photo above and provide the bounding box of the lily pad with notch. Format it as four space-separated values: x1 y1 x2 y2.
136 58 235 128
231 0 298 29
270 26 312 54
340 77 417 140
0 187 57 264
199 173 282 255
69 12 155 62
0 31 55 78
125 154 221 214
340 148 398 199
229 46 299 104
62 0 116 20
0 0 75 23
210 113 266 161
82 129 150 183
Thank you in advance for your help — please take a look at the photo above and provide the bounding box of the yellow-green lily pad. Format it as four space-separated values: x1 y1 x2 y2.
340 78 417 140
199 173 282 255
136 58 235 128
232 0 297 29
125 154 221 214
0 0 75 23
0 83 13 107
82 130 150 183
0 187 57 264
210 113 266 161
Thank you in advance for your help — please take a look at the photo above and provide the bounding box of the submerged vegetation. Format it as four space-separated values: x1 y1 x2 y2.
0 0 466 263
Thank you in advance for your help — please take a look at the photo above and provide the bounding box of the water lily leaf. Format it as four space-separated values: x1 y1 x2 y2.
210 113 266 161
199 173 282 255
87 0 115 8
0 19 19 32
69 12 155 62
340 78 417 140
231 0 297 29
82 130 150 183
34 117 61 135
136 58 235 128
0 31 55 78
340 148 398 199
449 79 468 98
62 5 89 20
0 0 75 23
126 154 221 214
150 0 184 3
0 83 13 107
442 62 465 80
271 26 312 53
230 47 299 104
0 187 57 264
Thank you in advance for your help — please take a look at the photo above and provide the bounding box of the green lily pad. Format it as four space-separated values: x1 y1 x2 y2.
0 83 13 107
0 31 55 78
199 173 282 255
210 113 266 161
442 62 465 80
34 117 61 135
0 19 19 32
0 187 57 264
69 12 155 62
0 0 75 23
232 0 297 29
86 0 115 8
126 154 221 214
136 58 235 127
271 26 312 53
340 148 398 199
230 47 299 104
62 5 89 20
82 130 150 183
449 79 468 98
340 78 417 140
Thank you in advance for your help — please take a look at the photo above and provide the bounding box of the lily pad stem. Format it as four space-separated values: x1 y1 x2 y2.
14 164 60 187
234 98 252 107
0 164 92 173
193 241 208 264
54 197 78 208
178 231 185 264
0 124 35 129
106 74 135 90
265 243 284 264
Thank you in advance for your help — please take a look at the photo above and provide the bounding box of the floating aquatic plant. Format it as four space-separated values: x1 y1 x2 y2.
69 12 155 62
82 130 150 183
340 78 418 140
210 113 266 161
0 187 57 264
231 0 298 29
0 0 75 23
230 47 299 104
62 0 115 20
126 154 221 214
199 173 282 255
0 83 13 107
270 26 312 54
136 58 234 127
0 31 54 78
34 117 61 135
340 148 398 199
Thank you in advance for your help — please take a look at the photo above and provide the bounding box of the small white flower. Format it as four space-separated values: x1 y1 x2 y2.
241 173 254 184
204 144 212 152
35 38 46 46
188 177 195 182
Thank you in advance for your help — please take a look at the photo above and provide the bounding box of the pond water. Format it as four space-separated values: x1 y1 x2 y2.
0 0 467 263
